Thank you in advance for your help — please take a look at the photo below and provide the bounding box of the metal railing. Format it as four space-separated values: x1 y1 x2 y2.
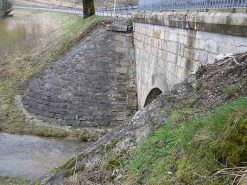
138 0 247 12
95 0 247 15
14 0 247 18
95 5 138 17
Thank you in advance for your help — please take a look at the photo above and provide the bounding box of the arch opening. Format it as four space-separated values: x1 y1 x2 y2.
144 88 162 107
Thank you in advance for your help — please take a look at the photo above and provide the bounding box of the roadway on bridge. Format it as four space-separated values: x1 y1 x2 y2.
13 5 83 15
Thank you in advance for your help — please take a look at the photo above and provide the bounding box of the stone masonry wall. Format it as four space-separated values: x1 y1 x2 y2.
133 12 247 108
22 20 137 128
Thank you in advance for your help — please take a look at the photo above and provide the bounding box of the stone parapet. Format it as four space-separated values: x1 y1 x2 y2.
132 12 247 108
132 12 247 37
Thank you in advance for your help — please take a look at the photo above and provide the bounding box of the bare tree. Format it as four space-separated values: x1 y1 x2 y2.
0 0 12 17
0 0 3 17
83 0 95 18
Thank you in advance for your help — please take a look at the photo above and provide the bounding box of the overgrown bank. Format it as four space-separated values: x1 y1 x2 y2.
0 176 32 185
0 12 109 138
33 53 246 185
119 54 247 185
124 97 247 184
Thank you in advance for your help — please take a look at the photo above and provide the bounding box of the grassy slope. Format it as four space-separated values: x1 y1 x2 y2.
0 12 107 138
125 97 247 184
120 56 247 185
59 54 246 185
0 176 32 185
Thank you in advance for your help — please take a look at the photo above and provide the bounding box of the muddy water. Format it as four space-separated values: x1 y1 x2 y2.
0 133 92 179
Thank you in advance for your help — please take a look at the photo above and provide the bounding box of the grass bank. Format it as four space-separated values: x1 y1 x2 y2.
0 176 32 185
124 97 247 184
0 10 108 138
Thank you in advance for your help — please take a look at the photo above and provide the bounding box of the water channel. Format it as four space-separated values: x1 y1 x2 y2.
0 133 92 179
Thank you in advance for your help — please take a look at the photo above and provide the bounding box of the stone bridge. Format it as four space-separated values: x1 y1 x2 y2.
133 12 247 108
21 13 247 128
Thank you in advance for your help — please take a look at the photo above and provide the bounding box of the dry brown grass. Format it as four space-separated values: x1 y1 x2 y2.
14 0 83 8
0 9 64 58
0 21 43 57
0 9 107 138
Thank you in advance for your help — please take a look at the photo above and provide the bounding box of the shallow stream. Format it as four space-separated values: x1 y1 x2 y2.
0 133 91 179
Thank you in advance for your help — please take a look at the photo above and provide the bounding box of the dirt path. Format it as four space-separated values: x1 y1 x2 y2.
13 5 83 15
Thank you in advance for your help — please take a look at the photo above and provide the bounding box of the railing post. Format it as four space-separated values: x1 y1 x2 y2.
127 5 129 18
111 8 112 17
205 0 210 12
232 0 237 12
151 3 153 12
186 0 190 12
121 6 123 17
160 3 162 12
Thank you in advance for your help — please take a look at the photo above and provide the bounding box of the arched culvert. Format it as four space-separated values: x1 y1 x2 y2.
144 88 162 107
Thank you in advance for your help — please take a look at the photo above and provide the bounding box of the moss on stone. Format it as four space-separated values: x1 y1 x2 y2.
59 158 74 171
105 138 119 151
64 164 85 178
75 164 85 173
66 159 76 170
63 170 74 178
35 181 40 185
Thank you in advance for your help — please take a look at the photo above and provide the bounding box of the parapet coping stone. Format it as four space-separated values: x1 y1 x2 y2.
132 12 247 37
107 18 133 32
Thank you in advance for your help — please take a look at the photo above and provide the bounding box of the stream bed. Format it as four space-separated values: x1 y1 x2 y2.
0 133 92 179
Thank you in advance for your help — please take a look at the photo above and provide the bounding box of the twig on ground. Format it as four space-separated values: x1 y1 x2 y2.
214 167 247 185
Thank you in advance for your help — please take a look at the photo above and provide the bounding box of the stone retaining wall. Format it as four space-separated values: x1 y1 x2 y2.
22 21 137 128
133 12 247 108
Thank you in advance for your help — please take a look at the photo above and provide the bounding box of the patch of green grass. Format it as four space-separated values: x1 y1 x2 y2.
186 92 198 107
65 16 83 34
222 81 246 99
0 176 32 185
0 15 108 138
125 97 247 184
223 85 238 99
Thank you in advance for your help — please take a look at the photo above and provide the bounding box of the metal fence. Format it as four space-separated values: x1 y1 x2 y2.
138 0 247 12
95 5 138 17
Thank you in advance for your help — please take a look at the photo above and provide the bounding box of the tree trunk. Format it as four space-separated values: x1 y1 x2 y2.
83 0 95 19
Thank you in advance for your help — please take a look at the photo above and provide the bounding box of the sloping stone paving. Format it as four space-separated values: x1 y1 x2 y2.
22 19 137 128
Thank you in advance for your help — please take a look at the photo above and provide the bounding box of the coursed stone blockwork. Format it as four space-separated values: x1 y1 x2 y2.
22 20 137 128
133 12 247 108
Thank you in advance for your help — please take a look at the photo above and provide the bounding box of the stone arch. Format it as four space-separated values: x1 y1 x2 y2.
139 72 169 109
144 88 162 107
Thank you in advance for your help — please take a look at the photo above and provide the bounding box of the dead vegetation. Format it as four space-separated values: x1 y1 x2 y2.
0 9 110 139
